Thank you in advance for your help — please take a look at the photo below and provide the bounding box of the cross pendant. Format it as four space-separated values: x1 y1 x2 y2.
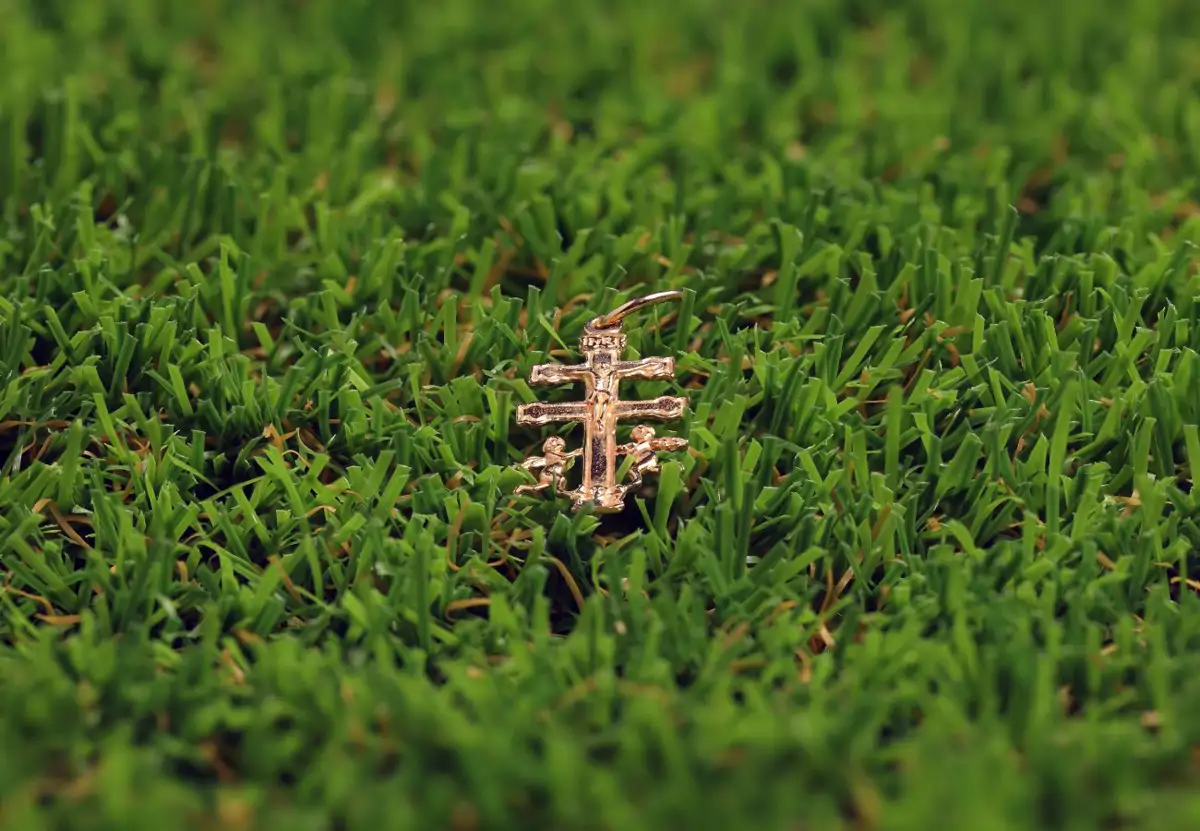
515 292 689 513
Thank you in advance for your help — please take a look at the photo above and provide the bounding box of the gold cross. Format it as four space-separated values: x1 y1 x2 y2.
515 291 689 513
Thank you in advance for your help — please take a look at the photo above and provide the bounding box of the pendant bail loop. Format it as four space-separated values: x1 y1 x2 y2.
586 290 684 333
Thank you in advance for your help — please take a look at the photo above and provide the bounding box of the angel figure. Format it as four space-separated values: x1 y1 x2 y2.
617 425 688 488
514 436 580 496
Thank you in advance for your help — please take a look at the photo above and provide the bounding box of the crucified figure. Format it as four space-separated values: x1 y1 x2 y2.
617 425 688 488
514 436 580 496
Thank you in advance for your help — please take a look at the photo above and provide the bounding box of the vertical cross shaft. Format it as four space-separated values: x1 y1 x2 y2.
582 343 622 501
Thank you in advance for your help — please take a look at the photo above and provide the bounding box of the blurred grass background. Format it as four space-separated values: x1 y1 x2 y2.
1 0 1200 828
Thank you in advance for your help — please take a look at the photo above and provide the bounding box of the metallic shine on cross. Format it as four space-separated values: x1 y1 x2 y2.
514 291 689 514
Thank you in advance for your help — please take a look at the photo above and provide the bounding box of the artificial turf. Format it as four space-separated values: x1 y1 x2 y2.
1 0 1200 828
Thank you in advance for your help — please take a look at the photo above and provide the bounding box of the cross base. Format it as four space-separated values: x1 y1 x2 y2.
565 484 630 513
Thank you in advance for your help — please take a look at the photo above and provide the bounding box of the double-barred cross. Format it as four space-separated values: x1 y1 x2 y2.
516 318 686 512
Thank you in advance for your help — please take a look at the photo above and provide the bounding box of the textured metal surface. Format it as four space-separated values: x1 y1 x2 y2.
514 293 690 513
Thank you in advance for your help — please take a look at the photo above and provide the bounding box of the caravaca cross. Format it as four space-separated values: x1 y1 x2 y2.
514 291 690 513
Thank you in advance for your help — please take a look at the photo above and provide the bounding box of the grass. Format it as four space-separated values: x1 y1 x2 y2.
1 0 1199 828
